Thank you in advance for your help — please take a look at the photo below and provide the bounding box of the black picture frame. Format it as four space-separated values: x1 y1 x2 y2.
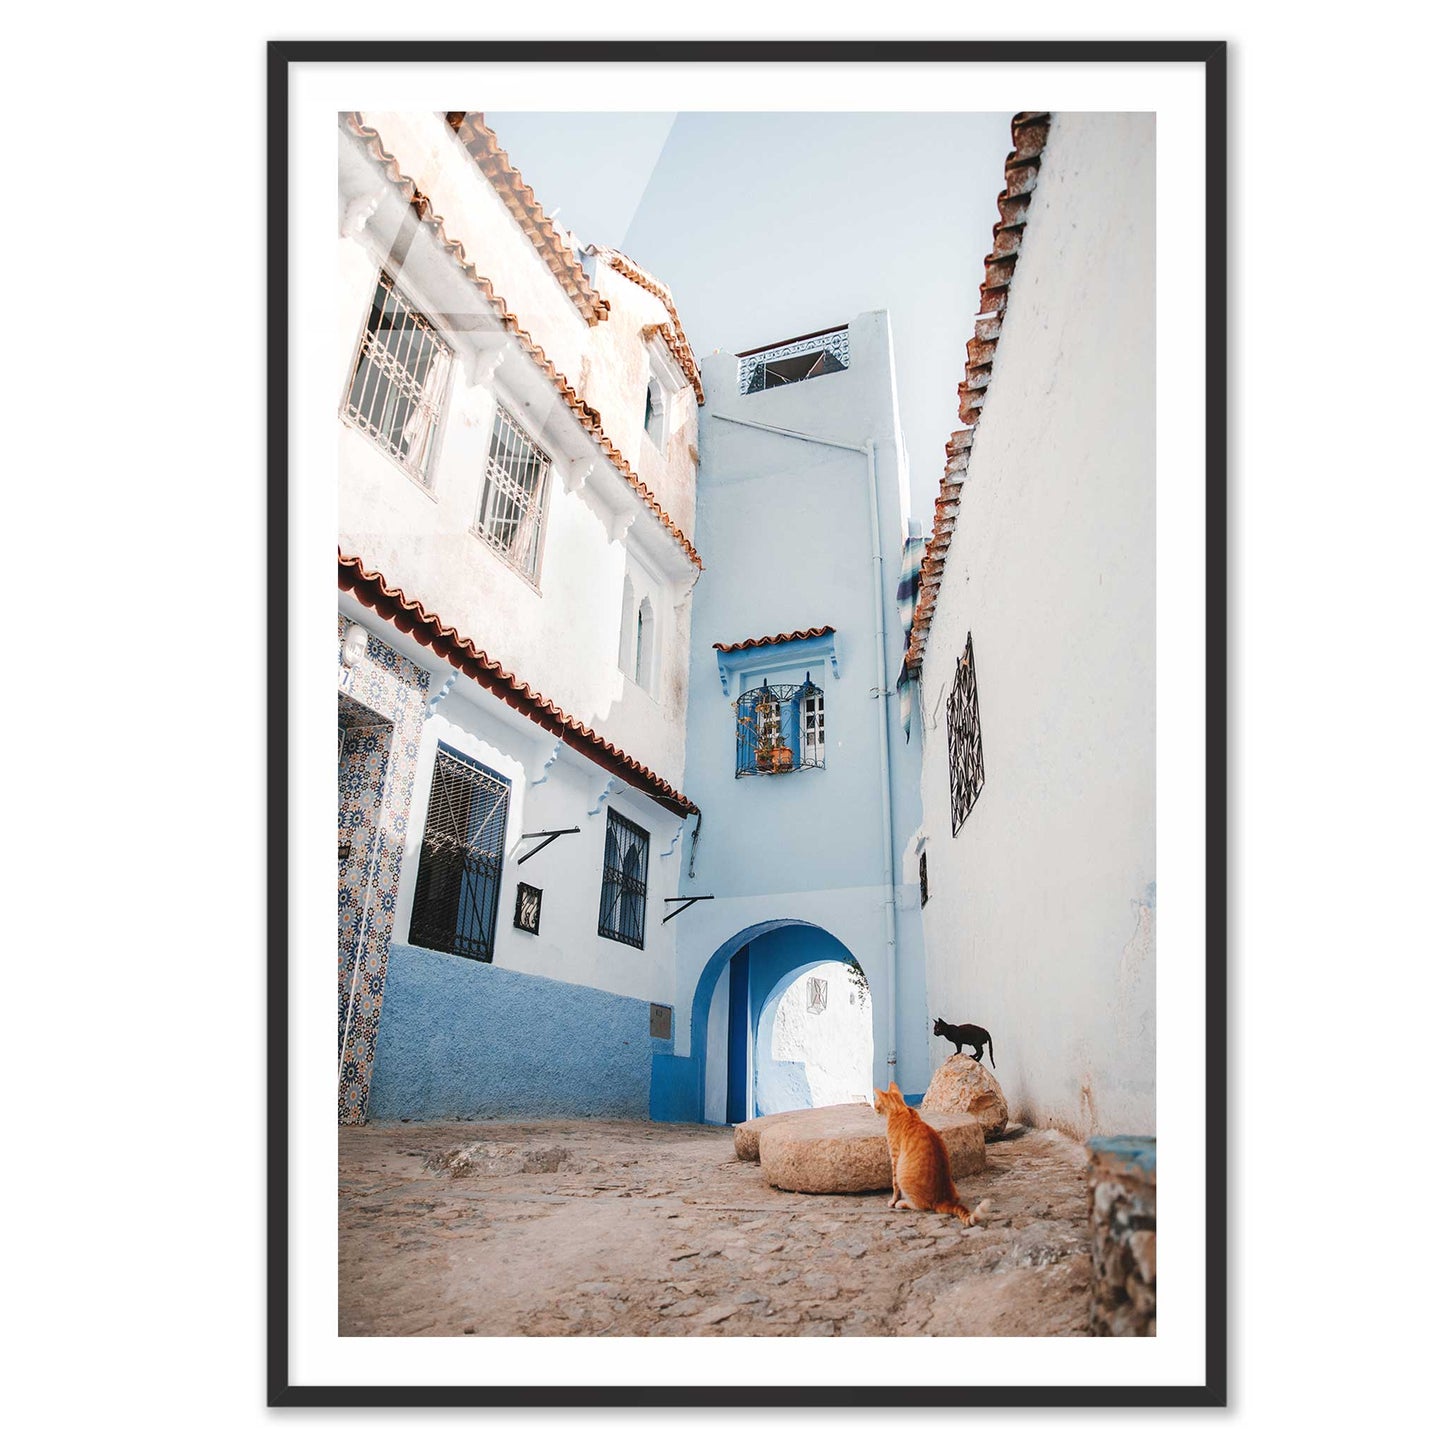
513 882 542 935
270 39 1227 1407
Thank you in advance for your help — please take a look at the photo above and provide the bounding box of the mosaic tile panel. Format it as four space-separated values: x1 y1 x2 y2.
338 721 392 1057
336 614 429 1124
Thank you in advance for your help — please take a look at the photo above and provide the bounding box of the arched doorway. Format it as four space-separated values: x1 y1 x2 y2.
754 959 873 1115
679 919 874 1124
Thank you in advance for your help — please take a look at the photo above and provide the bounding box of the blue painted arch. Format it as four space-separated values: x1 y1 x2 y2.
649 917 871 1123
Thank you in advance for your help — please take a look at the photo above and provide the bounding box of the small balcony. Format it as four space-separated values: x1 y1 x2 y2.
737 325 850 395
735 678 825 777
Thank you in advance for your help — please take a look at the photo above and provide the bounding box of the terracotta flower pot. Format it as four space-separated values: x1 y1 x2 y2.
756 746 794 774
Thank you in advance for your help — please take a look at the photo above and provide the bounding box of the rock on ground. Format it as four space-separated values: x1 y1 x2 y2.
921 1055 1010 1140
756 1105 986 1194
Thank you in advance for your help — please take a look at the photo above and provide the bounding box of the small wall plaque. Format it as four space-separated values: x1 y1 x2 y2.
513 882 542 934
649 1003 673 1040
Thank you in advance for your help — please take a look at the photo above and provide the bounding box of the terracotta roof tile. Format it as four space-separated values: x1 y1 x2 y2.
444 112 610 326
345 114 702 572
713 626 835 654
906 112 1052 673
588 244 705 405
340 553 698 818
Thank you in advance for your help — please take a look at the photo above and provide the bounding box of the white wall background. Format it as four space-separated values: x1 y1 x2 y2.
918 113 1156 1139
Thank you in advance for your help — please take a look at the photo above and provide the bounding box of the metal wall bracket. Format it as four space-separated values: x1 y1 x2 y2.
662 895 715 923
514 827 580 865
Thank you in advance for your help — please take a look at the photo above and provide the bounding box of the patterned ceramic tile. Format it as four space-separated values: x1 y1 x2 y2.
336 615 429 1123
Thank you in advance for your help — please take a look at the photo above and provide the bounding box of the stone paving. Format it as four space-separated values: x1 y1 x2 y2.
339 1117 1093 1337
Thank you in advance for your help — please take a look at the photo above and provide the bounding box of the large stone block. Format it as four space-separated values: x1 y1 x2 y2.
734 1105 832 1161
758 1103 985 1194
920 1055 1010 1140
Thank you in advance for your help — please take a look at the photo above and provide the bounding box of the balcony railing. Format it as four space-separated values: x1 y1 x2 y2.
735 678 825 777
737 326 850 395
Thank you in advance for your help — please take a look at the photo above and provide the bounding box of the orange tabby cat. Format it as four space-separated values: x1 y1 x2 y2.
874 1082 991 1225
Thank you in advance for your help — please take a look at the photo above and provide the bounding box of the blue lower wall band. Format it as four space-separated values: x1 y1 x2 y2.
368 942 672 1120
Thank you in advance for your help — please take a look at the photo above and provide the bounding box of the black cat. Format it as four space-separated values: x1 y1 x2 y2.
932 1017 995 1067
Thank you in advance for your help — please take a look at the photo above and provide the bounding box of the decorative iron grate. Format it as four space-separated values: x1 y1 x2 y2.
409 746 510 961
946 633 985 835
807 977 828 1014
920 850 929 906
599 808 649 949
343 271 451 482
737 326 850 395
476 405 551 582
735 677 825 777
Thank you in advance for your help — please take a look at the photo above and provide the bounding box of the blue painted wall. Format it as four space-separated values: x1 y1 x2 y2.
368 942 668 1120
676 311 932 1098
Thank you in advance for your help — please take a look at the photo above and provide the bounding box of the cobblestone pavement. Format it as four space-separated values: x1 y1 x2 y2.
339 1118 1092 1337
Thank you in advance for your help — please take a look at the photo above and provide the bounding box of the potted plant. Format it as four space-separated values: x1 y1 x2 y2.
753 686 794 773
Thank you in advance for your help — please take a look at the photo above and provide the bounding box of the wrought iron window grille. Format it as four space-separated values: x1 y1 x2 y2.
410 745 510 962
807 977 828 1014
946 633 985 835
734 676 825 777
342 271 452 483
476 404 551 582
737 326 850 395
920 850 929 906
598 808 649 949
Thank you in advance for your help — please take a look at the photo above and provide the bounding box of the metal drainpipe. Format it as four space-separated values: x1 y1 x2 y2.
710 413 902 1085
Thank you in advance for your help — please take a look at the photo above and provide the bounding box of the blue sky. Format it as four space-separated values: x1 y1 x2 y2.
489 110 1014 523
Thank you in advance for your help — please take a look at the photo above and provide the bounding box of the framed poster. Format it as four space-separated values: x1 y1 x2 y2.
272 40 1225 1405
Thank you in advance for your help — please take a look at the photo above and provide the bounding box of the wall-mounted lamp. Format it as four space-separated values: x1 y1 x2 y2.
342 623 370 669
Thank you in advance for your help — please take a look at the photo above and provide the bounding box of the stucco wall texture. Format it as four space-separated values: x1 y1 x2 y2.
918 112 1157 1139
368 943 664 1119
757 961 874 1114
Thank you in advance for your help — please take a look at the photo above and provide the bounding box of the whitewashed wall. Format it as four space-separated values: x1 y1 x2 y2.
917 112 1157 1138
756 961 874 1113
337 111 698 788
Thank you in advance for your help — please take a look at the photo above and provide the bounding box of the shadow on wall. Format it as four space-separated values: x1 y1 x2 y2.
757 1059 813 1114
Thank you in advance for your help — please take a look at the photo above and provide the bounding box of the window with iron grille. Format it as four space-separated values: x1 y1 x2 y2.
920 850 929 907
476 405 551 581
947 633 985 835
807 977 828 1014
734 676 825 777
343 271 452 482
409 745 510 961
598 809 649 949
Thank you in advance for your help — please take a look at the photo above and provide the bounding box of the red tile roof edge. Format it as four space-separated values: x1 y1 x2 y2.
444 112 610 326
340 553 699 818
345 114 703 572
905 112 1052 674
713 626 836 654
588 244 705 405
